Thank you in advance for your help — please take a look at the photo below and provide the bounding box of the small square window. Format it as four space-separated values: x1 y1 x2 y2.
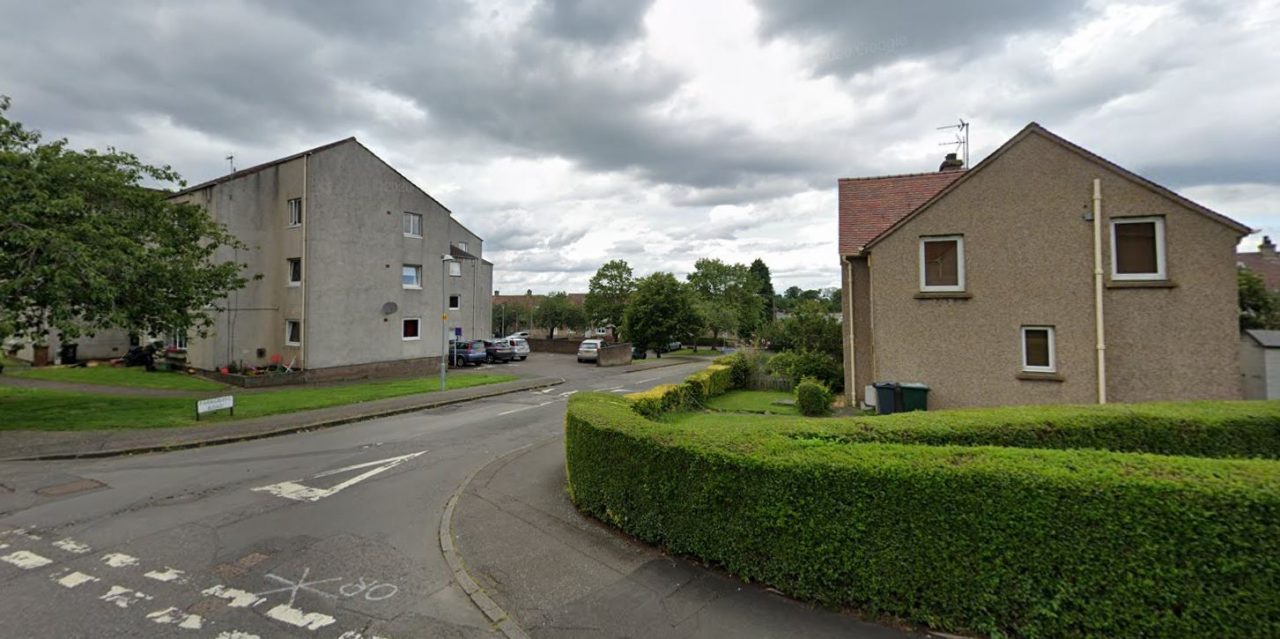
403 212 423 238
449 261 461 277
1111 217 1166 280
402 264 422 289
402 318 421 341
287 258 302 285
287 198 302 227
919 236 964 292
449 294 460 310
285 320 301 346
1021 326 1055 373
458 241 468 253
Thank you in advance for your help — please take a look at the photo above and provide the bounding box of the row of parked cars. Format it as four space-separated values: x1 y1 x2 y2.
577 339 683 363
450 336 530 366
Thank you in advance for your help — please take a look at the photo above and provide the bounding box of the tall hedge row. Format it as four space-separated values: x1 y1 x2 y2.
565 392 1280 638
673 400 1280 459
625 364 732 418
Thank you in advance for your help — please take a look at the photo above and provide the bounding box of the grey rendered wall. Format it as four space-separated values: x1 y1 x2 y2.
1265 349 1280 400
172 158 305 371
304 142 483 369
867 132 1243 409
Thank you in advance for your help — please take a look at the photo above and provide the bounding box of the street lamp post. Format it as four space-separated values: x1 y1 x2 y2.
441 254 456 392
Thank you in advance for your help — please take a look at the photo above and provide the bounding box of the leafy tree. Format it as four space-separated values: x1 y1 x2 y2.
686 258 763 348
749 258 775 326
532 292 585 340
0 96 250 346
622 273 698 357
826 287 843 314
762 299 842 354
492 302 525 337
584 259 635 340
1239 266 1280 329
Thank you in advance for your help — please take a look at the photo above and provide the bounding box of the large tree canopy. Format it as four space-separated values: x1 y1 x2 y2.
1239 266 1280 330
0 97 250 344
622 272 697 355
686 257 763 345
584 259 635 340
532 291 585 340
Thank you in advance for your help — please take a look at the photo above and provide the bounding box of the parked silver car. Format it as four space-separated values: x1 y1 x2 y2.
508 337 530 360
577 338 603 363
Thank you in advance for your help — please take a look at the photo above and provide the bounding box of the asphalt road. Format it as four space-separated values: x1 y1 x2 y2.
0 354 707 639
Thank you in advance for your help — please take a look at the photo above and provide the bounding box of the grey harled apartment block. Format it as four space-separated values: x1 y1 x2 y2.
170 138 493 379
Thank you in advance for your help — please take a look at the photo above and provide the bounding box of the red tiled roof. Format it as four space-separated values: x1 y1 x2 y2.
1238 252 1280 291
837 170 966 255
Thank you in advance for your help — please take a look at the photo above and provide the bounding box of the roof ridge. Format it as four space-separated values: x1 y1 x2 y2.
838 169 967 182
170 136 357 197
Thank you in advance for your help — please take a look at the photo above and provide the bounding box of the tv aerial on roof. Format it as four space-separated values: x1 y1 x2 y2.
937 119 969 168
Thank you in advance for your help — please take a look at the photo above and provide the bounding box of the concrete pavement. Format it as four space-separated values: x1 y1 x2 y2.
451 437 927 639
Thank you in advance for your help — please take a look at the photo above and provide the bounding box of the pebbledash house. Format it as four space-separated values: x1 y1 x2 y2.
837 123 1250 410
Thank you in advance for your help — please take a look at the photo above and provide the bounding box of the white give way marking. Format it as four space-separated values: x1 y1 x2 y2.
251 451 427 502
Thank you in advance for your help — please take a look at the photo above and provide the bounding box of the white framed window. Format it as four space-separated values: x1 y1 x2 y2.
402 318 421 341
449 294 460 310
449 261 461 277
919 235 965 292
287 198 302 227
1021 326 1056 373
285 320 301 346
458 241 468 253
1111 216 1166 280
287 258 302 285
402 264 422 289
168 330 188 350
403 212 423 238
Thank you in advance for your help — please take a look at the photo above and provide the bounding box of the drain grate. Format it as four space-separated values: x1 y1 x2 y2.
36 478 106 497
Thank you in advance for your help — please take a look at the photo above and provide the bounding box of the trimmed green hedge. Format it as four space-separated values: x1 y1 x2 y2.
565 392 1280 638
672 400 1280 459
625 364 732 418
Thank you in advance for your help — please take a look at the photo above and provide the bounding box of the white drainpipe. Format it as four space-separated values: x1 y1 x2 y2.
1092 178 1107 404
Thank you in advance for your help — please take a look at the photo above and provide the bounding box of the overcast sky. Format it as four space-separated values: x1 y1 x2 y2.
2 0 1277 294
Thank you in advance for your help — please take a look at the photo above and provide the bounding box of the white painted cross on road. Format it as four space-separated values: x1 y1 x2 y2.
251 451 427 502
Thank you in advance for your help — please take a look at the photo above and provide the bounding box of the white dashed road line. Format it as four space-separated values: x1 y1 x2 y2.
2 550 53 569
101 552 140 568
53 571 100 588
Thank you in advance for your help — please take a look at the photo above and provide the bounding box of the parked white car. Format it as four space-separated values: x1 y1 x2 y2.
508 337 529 360
504 331 529 340
577 338 604 363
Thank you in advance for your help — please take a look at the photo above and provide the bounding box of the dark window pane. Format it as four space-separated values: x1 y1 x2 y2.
1024 329 1050 368
924 240 959 287
1115 222 1158 274
403 320 419 338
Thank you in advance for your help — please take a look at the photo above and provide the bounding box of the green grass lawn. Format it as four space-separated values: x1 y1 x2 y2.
704 390 797 415
8 365 227 391
0 373 517 431
664 348 725 358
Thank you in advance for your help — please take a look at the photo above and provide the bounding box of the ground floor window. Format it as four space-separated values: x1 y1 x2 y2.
1021 326 1055 373
449 294 460 310
403 318 421 340
168 330 188 350
285 320 301 346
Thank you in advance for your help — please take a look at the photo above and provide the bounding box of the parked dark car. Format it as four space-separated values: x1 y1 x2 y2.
450 340 489 366
483 339 516 363
632 346 648 359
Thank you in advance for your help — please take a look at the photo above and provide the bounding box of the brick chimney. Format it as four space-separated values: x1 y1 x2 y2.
939 152 964 172
1261 236 1277 259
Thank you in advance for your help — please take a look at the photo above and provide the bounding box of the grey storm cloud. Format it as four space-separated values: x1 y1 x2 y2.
753 0 1086 75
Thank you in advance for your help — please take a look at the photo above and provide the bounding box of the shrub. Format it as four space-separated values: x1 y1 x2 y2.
565 393 1280 638
672 400 1280 460
684 364 732 402
767 349 842 391
794 377 832 416
625 384 690 419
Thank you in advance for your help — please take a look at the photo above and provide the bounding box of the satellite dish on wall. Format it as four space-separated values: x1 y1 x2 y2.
381 302 399 315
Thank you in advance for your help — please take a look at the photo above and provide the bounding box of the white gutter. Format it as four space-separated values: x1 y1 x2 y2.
1092 178 1107 404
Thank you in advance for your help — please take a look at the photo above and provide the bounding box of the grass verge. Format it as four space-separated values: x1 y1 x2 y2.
8 365 227 391
704 390 797 415
0 373 517 431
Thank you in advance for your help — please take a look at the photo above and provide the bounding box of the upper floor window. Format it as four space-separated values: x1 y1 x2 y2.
288 198 302 227
402 264 422 289
449 261 462 277
449 294 461 310
1111 217 1166 280
287 258 302 285
457 241 468 253
1021 326 1056 373
919 235 965 292
404 212 423 238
